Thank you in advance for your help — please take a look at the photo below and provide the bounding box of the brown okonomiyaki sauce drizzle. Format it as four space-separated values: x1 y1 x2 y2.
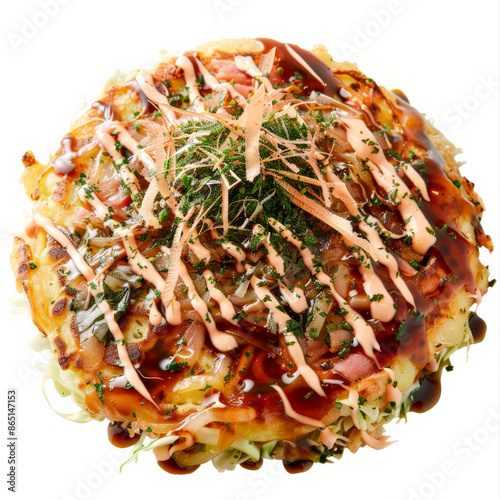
283 460 314 474
334 79 488 373
410 364 445 414
240 457 263 471
38 39 489 472
256 38 343 98
107 422 141 448
383 94 488 413
410 313 487 414
158 458 200 475
92 101 115 121
392 94 482 303
52 135 79 175
246 42 439 371
469 313 487 344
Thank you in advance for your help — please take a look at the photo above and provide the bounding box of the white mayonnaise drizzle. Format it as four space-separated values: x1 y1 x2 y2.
279 283 308 314
95 128 141 195
118 229 166 295
253 224 284 275
79 185 167 324
323 379 394 450
284 43 326 86
175 56 205 113
357 258 396 323
135 70 177 122
168 391 226 434
252 224 308 314
271 385 347 449
194 56 247 109
341 117 436 255
102 123 163 228
33 213 157 407
268 218 380 362
149 298 163 326
187 227 211 264
383 367 402 404
404 164 430 201
242 379 255 392
208 220 247 273
325 168 415 307
202 269 238 326
281 370 301 385
234 55 273 93
247 265 325 397
177 258 238 352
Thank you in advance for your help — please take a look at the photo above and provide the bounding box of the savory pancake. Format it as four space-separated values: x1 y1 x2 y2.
11 38 493 473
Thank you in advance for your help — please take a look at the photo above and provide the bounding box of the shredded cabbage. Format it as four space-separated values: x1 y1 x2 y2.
120 434 177 472
34 338 459 472
261 440 278 459
195 426 260 462
120 426 260 472
212 449 252 472
41 355 102 424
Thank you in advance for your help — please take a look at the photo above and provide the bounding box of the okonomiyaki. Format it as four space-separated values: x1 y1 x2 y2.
11 38 493 473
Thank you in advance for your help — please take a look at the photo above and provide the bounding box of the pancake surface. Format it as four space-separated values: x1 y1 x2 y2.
11 38 493 472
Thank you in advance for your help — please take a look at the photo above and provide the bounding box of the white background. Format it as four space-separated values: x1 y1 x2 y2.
1 1 498 499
